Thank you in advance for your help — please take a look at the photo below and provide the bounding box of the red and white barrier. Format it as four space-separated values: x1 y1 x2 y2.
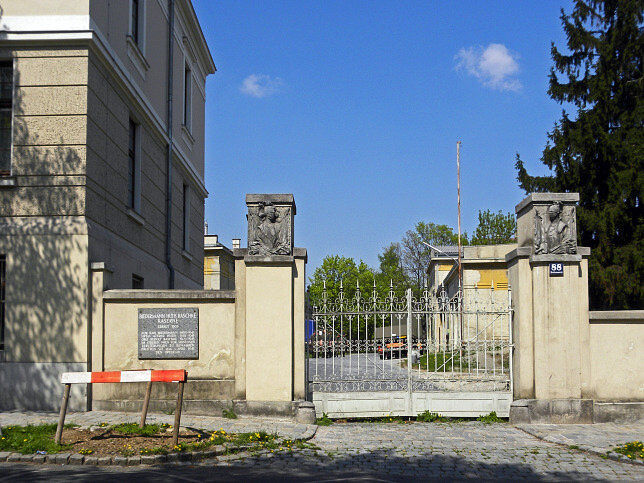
55 369 188 445
61 370 187 384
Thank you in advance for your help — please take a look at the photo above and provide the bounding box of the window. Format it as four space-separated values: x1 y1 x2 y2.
183 63 192 131
182 184 190 252
132 274 144 289
0 255 5 350
130 0 141 46
0 62 13 176
127 118 141 212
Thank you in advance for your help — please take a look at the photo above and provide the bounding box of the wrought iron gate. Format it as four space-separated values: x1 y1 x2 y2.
307 282 513 418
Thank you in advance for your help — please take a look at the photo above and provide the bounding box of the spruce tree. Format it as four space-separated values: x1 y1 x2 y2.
515 0 643 309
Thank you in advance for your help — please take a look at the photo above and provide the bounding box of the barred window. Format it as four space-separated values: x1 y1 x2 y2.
0 62 13 176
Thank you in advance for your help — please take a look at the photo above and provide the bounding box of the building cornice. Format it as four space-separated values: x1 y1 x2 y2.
175 0 216 76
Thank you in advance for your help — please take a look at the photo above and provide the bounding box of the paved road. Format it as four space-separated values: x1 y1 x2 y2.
309 353 408 381
1 422 642 481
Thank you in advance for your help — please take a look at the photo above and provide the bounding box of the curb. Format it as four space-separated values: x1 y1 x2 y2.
0 425 317 467
517 426 644 467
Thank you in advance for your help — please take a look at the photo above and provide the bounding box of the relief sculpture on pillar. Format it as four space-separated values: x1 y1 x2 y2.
247 202 292 256
534 201 577 255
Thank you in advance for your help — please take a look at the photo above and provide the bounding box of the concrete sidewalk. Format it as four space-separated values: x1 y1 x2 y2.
0 410 317 441
517 421 643 464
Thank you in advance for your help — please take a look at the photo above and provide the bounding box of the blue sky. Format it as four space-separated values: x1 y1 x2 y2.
194 0 574 274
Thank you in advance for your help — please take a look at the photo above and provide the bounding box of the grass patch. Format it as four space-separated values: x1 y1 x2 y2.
568 445 580 450
417 411 450 423
476 411 505 423
0 424 75 454
111 423 170 436
415 351 469 371
315 413 333 426
613 441 644 461
222 408 238 419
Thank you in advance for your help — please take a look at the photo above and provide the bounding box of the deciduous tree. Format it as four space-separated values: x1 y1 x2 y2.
470 210 517 245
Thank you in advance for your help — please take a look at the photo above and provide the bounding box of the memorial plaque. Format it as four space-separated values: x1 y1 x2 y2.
138 308 199 359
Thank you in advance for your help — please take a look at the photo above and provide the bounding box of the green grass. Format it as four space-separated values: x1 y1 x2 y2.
416 411 450 422
416 351 469 371
476 411 506 423
222 408 238 419
0 424 75 454
613 441 644 461
315 413 333 426
110 423 170 436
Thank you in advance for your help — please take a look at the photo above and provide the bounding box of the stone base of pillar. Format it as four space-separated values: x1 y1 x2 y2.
510 398 644 424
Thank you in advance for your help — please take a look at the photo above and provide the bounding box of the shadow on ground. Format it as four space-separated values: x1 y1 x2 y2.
0 449 618 482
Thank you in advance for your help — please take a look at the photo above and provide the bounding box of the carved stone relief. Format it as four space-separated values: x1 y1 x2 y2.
247 202 292 256
534 202 577 255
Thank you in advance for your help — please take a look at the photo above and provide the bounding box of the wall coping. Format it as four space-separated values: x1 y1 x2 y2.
103 290 236 301
233 247 307 262
505 246 590 263
515 192 580 214
589 310 644 323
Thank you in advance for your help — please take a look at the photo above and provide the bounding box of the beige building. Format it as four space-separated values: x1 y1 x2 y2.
204 234 236 290
427 244 514 301
0 0 216 409
427 244 515 341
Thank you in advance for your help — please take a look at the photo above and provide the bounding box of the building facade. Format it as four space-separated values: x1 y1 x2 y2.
204 234 236 290
0 0 215 410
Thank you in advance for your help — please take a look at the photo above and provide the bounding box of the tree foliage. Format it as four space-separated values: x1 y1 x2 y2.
401 222 465 293
470 210 517 245
515 0 643 309
308 255 376 308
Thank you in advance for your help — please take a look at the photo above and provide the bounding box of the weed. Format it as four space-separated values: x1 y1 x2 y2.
568 445 580 450
613 441 644 460
316 413 333 426
120 444 135 457
222 408 238 419
79 448 94 455
476 412 505 423
417 411 448 423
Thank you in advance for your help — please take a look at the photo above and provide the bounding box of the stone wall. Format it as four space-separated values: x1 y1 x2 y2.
91 289 237 414
588 310 644 401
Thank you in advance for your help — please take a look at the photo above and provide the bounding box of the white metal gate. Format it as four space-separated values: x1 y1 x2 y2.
307 282 513 418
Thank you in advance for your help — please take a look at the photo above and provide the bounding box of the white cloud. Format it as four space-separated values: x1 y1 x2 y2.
455 43 521 91
240 74 284 98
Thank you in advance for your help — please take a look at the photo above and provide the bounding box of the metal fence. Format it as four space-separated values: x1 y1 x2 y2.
308 281 513 396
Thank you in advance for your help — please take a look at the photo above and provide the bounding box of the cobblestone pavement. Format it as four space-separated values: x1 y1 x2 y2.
518 421 644 456
0 410 316 440
1 420 643 481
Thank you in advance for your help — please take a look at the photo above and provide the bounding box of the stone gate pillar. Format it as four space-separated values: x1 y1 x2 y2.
233 194 307 407
507 193 592 422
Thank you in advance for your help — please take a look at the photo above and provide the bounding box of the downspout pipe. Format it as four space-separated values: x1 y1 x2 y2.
165 0 175 288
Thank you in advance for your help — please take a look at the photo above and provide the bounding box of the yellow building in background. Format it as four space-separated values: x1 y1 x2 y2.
204 235 236 290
